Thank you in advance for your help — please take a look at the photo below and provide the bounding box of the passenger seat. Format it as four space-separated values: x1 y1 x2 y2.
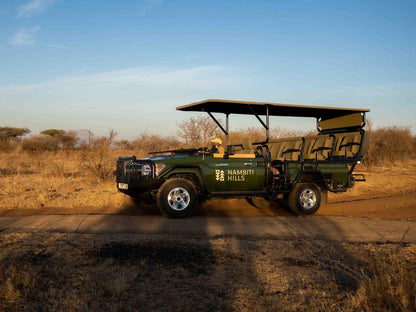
303 135 334 161
333 132 362 158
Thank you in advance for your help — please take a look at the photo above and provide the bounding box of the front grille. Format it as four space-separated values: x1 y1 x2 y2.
116 157 154 182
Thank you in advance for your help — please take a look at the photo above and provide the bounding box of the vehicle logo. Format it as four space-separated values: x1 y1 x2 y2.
215 170 225 181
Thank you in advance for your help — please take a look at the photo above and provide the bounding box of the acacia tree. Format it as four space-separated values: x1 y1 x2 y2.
40 129 66 137
177 116 221 147
40 129 79 149
0 127 30 141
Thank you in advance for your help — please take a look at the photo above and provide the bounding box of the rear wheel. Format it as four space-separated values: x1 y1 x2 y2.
157 178 198 218
288 183 321 215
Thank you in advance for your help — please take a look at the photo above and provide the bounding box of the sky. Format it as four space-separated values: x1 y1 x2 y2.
0 0 415 139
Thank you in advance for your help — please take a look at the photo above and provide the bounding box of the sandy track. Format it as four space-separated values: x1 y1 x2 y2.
1 214 416 243
1 192 414 220
0 192 415 243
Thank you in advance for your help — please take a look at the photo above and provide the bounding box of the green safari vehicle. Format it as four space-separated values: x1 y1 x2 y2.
116 99 370 218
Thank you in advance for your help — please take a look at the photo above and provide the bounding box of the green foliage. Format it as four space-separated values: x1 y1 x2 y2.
0 127 30 141
41 129 66 137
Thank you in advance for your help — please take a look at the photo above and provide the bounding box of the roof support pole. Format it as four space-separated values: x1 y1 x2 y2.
207 111 228 136
266 105 270 142
248 104 269 141
225 113 229 146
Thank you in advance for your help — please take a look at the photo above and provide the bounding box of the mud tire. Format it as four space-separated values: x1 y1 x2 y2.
288 183 321 215
157 178 198 218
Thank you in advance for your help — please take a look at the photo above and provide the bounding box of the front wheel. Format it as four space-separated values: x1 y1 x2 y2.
288 183 321 215
157 178 198 218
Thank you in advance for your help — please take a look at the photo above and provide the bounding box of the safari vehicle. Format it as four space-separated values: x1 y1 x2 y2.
116 99 370 218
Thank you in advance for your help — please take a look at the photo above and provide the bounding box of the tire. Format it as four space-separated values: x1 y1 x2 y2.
157 178 198 218
288 183 321 215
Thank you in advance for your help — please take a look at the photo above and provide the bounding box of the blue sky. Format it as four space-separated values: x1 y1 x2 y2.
0 0 415 139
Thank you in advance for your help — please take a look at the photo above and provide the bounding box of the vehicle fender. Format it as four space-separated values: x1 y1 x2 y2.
160 166 208 194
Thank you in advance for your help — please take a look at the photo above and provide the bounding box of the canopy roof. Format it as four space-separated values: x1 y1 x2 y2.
177 99 370 120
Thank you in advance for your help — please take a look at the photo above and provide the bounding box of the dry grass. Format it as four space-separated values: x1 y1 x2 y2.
1 149 416 211
0 233 415 312
0 148 133 210
345 249 416 311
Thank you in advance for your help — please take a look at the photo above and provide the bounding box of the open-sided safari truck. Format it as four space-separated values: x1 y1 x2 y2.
116 99 370 218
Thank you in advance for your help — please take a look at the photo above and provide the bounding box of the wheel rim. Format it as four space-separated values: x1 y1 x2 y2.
299 188 317 210
167 187 190 211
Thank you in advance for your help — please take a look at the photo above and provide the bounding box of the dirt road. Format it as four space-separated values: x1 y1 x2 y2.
1 192 415 243
1 214 415 243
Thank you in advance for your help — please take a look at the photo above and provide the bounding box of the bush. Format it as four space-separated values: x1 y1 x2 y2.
22 135 59 153
80 129 117 180
129 132 182 156
366 126 415 166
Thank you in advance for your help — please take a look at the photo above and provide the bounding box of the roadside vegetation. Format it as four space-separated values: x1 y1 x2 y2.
0 120 415 210
0 119 415 311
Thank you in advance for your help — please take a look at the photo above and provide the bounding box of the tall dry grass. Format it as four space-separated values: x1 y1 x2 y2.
345 247 416 311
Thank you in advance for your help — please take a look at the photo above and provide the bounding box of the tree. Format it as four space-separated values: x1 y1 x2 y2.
0 127 30 141
41 129 66 137
177 116 221 147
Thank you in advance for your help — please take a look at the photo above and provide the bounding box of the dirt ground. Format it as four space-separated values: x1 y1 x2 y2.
1 163 416 311
1 232 415 312
1 163 415 220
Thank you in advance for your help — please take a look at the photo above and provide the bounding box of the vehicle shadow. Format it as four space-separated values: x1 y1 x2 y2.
77 197 373 311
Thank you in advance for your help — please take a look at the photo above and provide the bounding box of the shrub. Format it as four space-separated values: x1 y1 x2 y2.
80 129 117 180
129 132 182 157
22 135 59 153
366 126 415 166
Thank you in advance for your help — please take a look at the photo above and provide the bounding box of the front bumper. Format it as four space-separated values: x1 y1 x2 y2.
116 156 165 195
117 178 165 194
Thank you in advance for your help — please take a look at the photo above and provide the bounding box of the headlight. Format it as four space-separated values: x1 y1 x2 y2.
155 163 165 176
142 164 152 176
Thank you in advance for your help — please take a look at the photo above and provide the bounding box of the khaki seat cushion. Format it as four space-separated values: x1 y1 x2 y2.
333 132 362 158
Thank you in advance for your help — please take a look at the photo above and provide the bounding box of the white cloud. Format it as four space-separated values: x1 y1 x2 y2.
0 65 250 137
10 26 40 46
45 43 70 49
139 0 163 14
1 65 414 137
17 0 55 18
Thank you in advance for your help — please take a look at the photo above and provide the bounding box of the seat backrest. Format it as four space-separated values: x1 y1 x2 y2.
334 131 362 157
302 136 317 155
312 135 334 160
281 137 303 161
234 138 255 155
268 139 288 160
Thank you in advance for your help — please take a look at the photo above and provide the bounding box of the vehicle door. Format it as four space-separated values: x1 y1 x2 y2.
203 155 266 192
